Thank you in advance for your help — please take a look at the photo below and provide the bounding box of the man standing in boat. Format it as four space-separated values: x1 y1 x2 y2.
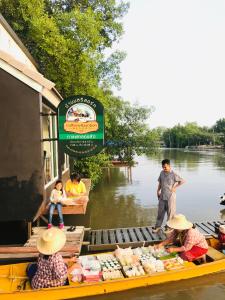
152 159 185 233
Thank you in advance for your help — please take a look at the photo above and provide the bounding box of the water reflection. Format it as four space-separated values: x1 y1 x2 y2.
146 149 225 171
73 149 225 300
75 272 225 300
87 149 225 229
88 168 157 229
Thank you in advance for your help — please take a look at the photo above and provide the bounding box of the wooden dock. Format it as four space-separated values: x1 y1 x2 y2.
0 226 85 260
88 221 225 252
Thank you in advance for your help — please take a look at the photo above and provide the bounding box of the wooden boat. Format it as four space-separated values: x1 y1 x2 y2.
0 239 225 300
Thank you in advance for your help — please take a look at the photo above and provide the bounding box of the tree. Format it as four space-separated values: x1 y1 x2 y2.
105 95 157 163
162 122 218 148
213 118 225 146
0 1 160 183
0 0 129 95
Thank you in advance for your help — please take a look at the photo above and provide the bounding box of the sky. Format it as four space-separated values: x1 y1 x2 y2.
113 0 225 128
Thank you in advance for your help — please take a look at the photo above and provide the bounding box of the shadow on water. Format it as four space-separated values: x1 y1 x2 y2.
74 272 225 300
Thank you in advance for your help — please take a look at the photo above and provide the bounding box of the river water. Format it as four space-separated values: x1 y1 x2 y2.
87 149 225 229
77 149 225 300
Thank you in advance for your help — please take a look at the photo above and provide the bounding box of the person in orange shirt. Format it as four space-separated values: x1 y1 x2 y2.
65 173 88 205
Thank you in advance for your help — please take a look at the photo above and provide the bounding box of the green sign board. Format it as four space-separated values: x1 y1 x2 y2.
58 95 104 157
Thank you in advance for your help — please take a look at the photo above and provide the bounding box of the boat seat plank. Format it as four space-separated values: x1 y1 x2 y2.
200 223 217 237
156 230 167 240
95 231 102 245
146 227 161 241
207 246 225 261
102 230 109 244
141 227 153 242
121 229 131 243
109 230 116 244
134 228 145 242
206 222 217 232
88 221 222 252
199 223 212 234
115 230 123 243
195 223 211 236
128 228 138 242
204 222 217 237
91 231 96 245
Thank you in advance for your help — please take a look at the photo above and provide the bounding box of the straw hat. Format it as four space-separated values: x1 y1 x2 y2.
167 214 193 230
37 227 66 255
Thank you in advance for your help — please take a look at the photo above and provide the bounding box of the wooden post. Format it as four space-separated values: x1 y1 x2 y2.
107 167 110 181
27 222 32 239
130 167 132 183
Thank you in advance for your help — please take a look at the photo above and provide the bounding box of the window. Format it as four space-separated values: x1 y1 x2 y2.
63 154 70 172
42 105 58 185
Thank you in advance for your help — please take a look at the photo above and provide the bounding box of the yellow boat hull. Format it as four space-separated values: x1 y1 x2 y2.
0 258 225 300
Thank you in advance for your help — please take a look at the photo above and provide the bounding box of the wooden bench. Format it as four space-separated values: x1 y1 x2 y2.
45 179 91 216
206 246 225 261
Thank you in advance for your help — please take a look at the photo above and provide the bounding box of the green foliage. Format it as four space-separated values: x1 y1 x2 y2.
213 118 225 146
72 153 109 187
0 0 129 96
0 0 159 184
214 118 225 133
162 122 223 148
105 95 159 162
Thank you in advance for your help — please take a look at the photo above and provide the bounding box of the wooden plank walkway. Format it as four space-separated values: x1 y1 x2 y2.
0 226 85 260
88 221 225 252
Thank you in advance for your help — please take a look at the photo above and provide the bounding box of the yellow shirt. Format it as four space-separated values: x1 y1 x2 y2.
65 180 86 198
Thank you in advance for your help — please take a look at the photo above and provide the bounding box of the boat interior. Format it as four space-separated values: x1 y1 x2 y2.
0 236 224 294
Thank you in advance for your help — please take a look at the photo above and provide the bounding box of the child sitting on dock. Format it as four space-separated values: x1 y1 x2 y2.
48 180 66 229
64 173 88 205
155 214 208 262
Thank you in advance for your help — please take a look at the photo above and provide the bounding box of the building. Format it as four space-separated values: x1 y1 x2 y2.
0 14 70 241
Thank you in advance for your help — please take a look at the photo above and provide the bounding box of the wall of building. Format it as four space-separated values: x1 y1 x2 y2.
0 21 37 71
0 68 44 221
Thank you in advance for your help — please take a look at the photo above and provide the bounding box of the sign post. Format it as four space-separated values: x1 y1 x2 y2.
58 95 104 157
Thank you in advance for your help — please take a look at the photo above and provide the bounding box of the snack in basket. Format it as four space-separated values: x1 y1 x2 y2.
163 257 184 270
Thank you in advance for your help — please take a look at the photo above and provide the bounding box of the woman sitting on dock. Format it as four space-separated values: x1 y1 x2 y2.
64 173 88 205
28 228 76 289
156 214 208 261
48 180 66 229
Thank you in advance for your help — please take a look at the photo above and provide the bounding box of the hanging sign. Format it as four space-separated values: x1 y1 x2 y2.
58 95 104 157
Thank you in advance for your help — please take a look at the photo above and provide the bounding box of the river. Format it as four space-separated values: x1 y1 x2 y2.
87 149 225 229
76 149 225 300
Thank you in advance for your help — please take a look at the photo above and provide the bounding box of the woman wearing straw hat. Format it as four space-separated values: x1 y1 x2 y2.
29 228 76 289
156 214 208 261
